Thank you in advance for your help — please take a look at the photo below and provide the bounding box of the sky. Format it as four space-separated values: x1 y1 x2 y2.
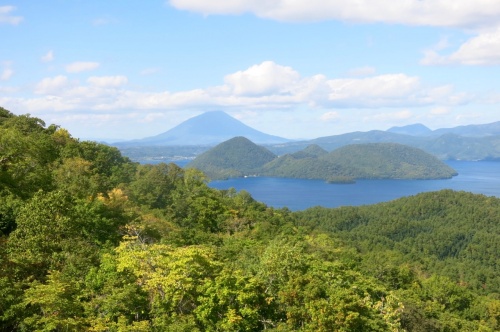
1 1 500 141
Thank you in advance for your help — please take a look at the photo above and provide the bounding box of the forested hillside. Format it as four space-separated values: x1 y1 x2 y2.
1 108 499 331
189 138 457 181
188 136 276 179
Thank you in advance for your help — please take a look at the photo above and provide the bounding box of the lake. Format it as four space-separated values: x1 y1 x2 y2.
209 161 500 211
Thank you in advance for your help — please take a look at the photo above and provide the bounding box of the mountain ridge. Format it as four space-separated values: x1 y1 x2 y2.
114 111 500 162
387 121 500 137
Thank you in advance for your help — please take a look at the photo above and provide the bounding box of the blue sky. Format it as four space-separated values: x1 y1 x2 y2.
1 1 500 141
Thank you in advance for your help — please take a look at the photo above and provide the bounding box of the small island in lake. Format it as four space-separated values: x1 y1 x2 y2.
187 137 458 182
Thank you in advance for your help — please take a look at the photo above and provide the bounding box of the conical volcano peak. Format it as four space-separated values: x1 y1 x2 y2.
120 111 290 146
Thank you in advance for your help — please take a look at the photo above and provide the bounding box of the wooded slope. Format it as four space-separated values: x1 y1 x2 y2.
0 108 498 331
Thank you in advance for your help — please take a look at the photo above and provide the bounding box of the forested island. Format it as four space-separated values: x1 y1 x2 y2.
188 136 457 181
1 108 499 331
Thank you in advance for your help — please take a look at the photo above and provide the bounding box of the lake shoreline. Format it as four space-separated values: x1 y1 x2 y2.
209 160 500 211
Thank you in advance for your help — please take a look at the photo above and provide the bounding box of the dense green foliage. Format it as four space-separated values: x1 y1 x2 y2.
188 136 277 179
1 109 499 331
189 138 457 181
321 143 458 179
295 190 500 294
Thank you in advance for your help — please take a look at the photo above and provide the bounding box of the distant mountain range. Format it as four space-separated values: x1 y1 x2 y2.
188 137 457 181
387 122 500 137
115 111 500 162
114 111 290 147
269 130 500 161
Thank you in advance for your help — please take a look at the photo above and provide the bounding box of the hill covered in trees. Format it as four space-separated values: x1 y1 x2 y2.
187 136 276 179
1 108 499 331
189 137 457 181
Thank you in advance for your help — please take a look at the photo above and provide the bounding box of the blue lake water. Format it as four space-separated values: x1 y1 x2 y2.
209 161 500 211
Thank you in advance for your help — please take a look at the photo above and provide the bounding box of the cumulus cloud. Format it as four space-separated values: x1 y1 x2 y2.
224 61 300 96
0 6 23 25
65 61 100 73
168 0 500 29
5 61 468 115
87 75 128 87
41 50 54 63
422 29 500 66
326 74 421 108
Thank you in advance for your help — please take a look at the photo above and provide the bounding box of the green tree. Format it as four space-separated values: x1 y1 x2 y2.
21 270 87 331
128 163 183 209
7 190 129 280
115 237 220 329
195 268 268 331
0 124 56 197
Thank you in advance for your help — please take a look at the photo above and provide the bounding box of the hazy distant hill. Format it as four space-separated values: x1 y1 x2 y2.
268 130 425 155
115 111 290 147
188 138 457 181
388 121 500 137
387 123 433 136
267 130 500 161
432 121 500 137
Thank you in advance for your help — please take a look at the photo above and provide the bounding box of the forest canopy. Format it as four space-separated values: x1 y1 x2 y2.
188 137 457 181
0 109 499 331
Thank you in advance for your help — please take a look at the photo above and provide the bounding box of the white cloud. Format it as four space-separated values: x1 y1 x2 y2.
65 61 100 73
422 29 500 66
34 76 71 95
170 1 500 67
87 75 128 87
0 6 23 25
447 29 500 65
41 50 54 63
224 61 300 96
325 74 422 108
168 0 500 29
1 95 76 113
5 61 468 116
